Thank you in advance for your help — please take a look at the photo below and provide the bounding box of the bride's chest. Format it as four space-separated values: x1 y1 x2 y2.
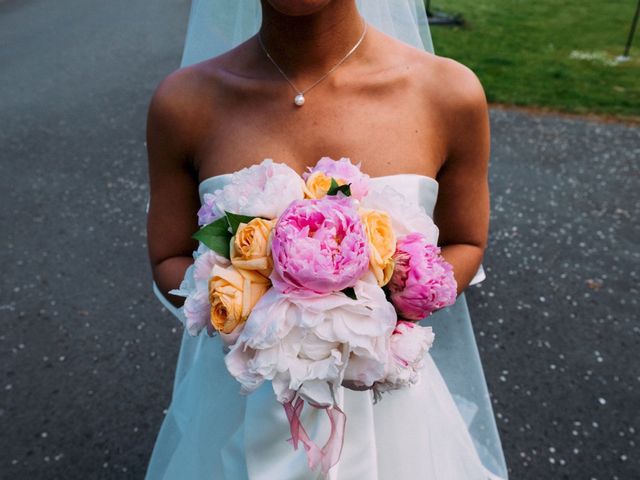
194 94 448 181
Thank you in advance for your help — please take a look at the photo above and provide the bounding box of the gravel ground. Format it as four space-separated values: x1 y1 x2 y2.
1 0 638 479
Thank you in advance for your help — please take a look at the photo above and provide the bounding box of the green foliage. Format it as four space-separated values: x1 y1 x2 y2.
429 0 640 118
192 216 232 258
225 211 257 235
327 178 352 197
192 212 262 258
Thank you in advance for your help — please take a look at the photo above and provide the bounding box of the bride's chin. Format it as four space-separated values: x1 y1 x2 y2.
264 0 334 16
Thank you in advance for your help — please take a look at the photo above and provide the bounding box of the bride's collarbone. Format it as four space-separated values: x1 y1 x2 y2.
195 140 443 181
189 61 448 179
191 109 453 186
193 107 445 180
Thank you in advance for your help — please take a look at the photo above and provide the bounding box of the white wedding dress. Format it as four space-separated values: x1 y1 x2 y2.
145 174 508 479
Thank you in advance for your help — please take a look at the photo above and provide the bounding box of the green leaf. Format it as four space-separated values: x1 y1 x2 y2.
192 216 232 258
326 178 352 197
327 177 340 193
225 211 257 235
341 287 357 300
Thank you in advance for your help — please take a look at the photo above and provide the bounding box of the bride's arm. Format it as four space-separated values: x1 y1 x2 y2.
146 72 202 308
433 61 490 295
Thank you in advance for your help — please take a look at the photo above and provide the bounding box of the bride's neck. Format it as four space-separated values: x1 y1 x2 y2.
257 1 365 76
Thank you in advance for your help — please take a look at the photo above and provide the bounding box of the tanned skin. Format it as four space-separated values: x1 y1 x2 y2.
146 0 490 308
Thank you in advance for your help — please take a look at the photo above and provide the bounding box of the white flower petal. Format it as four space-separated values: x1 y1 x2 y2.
360 184 439 244
376 323 435 392
224 273 396 407
207 159 305 218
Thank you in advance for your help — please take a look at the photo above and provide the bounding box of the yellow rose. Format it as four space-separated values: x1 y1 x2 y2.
209 264 270 334
231 218 276 276
303 171 346 199
359 208 396 286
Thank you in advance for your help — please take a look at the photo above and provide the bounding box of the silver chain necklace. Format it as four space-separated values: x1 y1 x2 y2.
257 20 368 107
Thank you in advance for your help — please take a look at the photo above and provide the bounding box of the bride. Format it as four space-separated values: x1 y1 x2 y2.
145 0 508 478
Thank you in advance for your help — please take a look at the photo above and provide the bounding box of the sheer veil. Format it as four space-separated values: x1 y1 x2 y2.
153 1 507 478
179 0 434 67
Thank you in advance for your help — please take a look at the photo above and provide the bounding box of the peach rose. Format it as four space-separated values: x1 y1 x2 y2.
209 264 270 334
303 171 346 199
359 208 396 286
230 218 276 276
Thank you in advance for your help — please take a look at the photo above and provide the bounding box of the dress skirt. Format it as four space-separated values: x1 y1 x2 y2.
145 286 508 479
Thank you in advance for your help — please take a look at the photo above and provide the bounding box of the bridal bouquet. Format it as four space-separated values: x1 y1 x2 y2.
171 158 457 473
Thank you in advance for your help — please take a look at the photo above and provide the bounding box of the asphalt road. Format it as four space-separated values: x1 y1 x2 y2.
1 0 639 479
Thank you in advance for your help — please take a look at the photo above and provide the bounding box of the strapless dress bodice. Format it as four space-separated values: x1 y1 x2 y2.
198 172 485 285
199 173 440 217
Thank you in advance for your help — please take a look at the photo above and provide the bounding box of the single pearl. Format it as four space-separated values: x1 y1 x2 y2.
294 94 305 106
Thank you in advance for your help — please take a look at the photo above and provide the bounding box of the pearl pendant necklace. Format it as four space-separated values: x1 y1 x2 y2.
257 20 368 107
294 94 305 107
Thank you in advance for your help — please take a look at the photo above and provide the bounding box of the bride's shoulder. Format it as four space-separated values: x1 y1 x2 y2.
401 48 489 147
150 40 256 103
376 30 488 120
149 57 223 110
412 49 487 118
383 37 489 161
147 55 233 146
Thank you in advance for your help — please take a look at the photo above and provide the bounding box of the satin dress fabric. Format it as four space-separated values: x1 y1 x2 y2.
145 174 508 480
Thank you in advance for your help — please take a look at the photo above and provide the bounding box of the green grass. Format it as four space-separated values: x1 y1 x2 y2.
429 0 640 119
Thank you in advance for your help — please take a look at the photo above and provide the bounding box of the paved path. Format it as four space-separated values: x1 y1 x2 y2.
1 0 638 478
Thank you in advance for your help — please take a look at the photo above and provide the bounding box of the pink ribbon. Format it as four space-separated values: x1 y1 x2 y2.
283 395 347 475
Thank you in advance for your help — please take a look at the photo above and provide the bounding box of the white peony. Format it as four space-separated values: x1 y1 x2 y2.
374 321 435 394
201 158 305 219
359 184 439 244
181 288 209 336
170 246 230 336
224 272 396 408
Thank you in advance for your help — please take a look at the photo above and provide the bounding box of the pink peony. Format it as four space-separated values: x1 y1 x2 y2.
303 157 370 200
387 232 457 320
270 196 370 296
374 320 435 394
390 321 434 370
